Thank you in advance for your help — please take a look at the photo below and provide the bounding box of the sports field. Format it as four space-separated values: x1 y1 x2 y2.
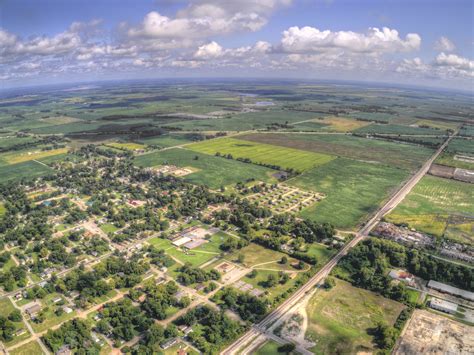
289 158 408 229
305 279 405 354
187 137 335 172
238 133 433 171
386 175 474 243
134 148 276 189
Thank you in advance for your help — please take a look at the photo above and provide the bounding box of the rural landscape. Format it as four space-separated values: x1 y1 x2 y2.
1 0 473 354
0 80 472 355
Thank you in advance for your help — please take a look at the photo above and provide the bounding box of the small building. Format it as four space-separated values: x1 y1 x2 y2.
161 338 178 350
388 269 416 286
52 297 62 304
429 298 458 314
15 328 26 337
172 236 192 247
56 345 72 355
63 306 73 314
25 304 41 318
15 293 23 301
428 280 474 302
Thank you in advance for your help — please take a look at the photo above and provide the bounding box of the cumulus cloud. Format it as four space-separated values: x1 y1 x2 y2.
280 26 421 54
434 36 456 52
396 53 474 79
194 41 224 59
435 52 473 71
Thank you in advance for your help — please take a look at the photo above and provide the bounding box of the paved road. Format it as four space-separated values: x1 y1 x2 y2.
222 131 457 355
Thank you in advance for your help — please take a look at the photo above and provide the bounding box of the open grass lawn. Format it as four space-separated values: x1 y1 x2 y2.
2 148 68 164
304 243 335 265
0 298 31 347
254 340 285 355
0 202 6 216
100 223 119 234
9 340 44 355
238 133 433 171
162 341 199 355
386 175 474 243
0 160 53 183
147 237 174 249
187 137 335 172
134 148 276 189
242 269 303 302
306 279 405 355
289 158 408 229
165 246 219 267
226 243 303 271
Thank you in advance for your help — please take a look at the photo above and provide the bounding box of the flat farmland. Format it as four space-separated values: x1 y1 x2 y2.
161 110 321 131
187 137 335 172
1 147 68 164
309 116 370 132
238 133 433 171
137 134 197 147
0 160 54 182
354 123 445 135
288 158 408 229
305 279 405 354
386 175 474 243
447 137 474 154
134 148 276 189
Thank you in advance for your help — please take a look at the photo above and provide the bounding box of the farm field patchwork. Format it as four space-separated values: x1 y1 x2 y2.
354 123 446 135
187 137 336 172
386 175 474 243
305 279 405 354
134 148 276 189
0 160 54 182
238 133 433 171
289 158 408 229
1 148 68 164
105 142 146 151
137 134 198 147
307 116 371 132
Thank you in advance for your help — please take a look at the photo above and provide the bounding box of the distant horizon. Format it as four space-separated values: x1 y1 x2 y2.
1 0 472 91
1 76 473 97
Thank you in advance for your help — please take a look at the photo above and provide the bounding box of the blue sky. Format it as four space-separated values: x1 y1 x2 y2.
0 0 472 90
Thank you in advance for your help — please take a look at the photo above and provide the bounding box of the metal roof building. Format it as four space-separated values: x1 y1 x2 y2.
427 280 474 302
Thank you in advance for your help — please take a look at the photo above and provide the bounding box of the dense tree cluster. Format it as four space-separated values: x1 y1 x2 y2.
42 319 99 354
212 287 268 322
176 263 220 286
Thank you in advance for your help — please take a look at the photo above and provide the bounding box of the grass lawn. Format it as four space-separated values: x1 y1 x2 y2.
289 158 408 229
162 341 199 355
187 137 335 172
304 243 335 265
165 246 218 267
254 340 285 355
386 175 474 243
0 202 5 216
8 340 44 355
407 289 421 304
238 133 433 171
134 148 276 189
147 237 174 249
242 269 303 302
226 243 302 271
0 298 31 347
305 279 405 354
100 223 119 234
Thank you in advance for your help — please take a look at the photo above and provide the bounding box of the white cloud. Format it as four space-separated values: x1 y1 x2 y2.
280 26 421 54
194 41 224 59
434 36 456 52
435 52 473 71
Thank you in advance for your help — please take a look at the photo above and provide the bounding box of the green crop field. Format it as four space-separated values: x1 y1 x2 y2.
305 279 405 354
386 175 474 244
289 158 408 229
137 134 198 147
435 153 474 170
238 133 433 171
0 160 54 183
187 137 335 172
446 137 474 154
134 148 276 189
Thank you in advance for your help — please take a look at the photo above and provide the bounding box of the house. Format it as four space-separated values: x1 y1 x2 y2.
25 304 41 318
178 325 193 336
15 293 23 301
161 338 178 350
429 298 458 314
63 306 73 314
388 269 416 286
52 297 62 304
15 328 26 337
